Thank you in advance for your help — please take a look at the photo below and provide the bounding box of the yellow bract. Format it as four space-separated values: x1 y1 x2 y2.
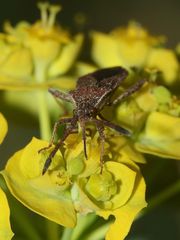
0 113 8 144
146 48 179 85
0 113 13 239
0 188 14 240
135 111 180 159
91 22 179 85
99 173 146 240
2 138 77 227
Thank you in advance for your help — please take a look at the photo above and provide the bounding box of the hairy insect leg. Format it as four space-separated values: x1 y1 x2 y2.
42 121 77 175
97 117 131 136
112 78 147 104
38 118 73 153
79 121 88 159
94 120 105 174
48 88 73 103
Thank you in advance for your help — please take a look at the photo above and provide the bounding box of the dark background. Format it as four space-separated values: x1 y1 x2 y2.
0 0 180 239
0 0 180 46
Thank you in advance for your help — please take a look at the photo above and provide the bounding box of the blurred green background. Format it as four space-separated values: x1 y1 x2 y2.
0 0 180 239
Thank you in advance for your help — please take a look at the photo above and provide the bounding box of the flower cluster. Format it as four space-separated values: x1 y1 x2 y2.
116 83 180 159
0 2 83 89
2 134 146 240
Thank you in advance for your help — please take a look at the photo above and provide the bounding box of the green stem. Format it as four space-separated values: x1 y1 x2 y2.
61 228 73 240
144 179 180 214
71 214 97 240
37 90 51 140
46 220 60 240
35 64 51 141
35 64 59 240
85 222 110 240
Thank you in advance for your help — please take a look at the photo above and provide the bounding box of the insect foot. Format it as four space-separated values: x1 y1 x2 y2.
41 66 147 175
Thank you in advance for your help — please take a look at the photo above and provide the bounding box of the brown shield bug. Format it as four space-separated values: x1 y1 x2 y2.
40 66 146 174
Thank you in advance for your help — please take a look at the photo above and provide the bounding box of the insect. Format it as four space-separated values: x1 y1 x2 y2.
40 66 146 174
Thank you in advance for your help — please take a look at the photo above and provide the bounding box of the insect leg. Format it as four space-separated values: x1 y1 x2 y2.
94 119 105 173
48 88 74 103
38 118 73 153
112 78 147 105
79 121 88 159
97 117 131 136
42 122 77 175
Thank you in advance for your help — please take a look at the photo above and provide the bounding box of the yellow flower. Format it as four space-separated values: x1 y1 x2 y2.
0 113 13 240
0 2 83 91
2 133 146 240
91 22 163 68
91 22 178 84
0 188 14 240
0 3 83 117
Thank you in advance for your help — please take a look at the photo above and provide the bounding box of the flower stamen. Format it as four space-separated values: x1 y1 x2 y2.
48 5 62 28
37 2 49 27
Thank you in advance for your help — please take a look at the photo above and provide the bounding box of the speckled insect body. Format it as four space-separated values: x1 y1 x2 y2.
40 67 146 174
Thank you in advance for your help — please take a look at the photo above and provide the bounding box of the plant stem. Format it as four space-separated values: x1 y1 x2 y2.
35 64 59 240
61 228 73 240
35 64 51 141
85 222 110 240
144 179 180 214
46 220 60 240
71 214 97 240
36 90 52 140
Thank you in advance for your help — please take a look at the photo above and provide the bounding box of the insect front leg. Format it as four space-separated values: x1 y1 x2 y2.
48 88 74 103
38 118 73 154
112 78 147 105
42 120 77 175
93 119 105 173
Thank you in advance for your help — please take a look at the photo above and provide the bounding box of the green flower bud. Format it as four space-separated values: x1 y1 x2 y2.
85 171 117 202
66 152 85 176
152 86 171 104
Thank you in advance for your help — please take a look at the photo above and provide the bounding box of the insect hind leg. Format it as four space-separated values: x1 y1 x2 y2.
97 117 131 136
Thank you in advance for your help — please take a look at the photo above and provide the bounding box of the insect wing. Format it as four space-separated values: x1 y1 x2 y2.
77 66 128 90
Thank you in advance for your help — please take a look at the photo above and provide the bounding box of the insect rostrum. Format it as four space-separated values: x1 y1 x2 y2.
40 66 146 175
